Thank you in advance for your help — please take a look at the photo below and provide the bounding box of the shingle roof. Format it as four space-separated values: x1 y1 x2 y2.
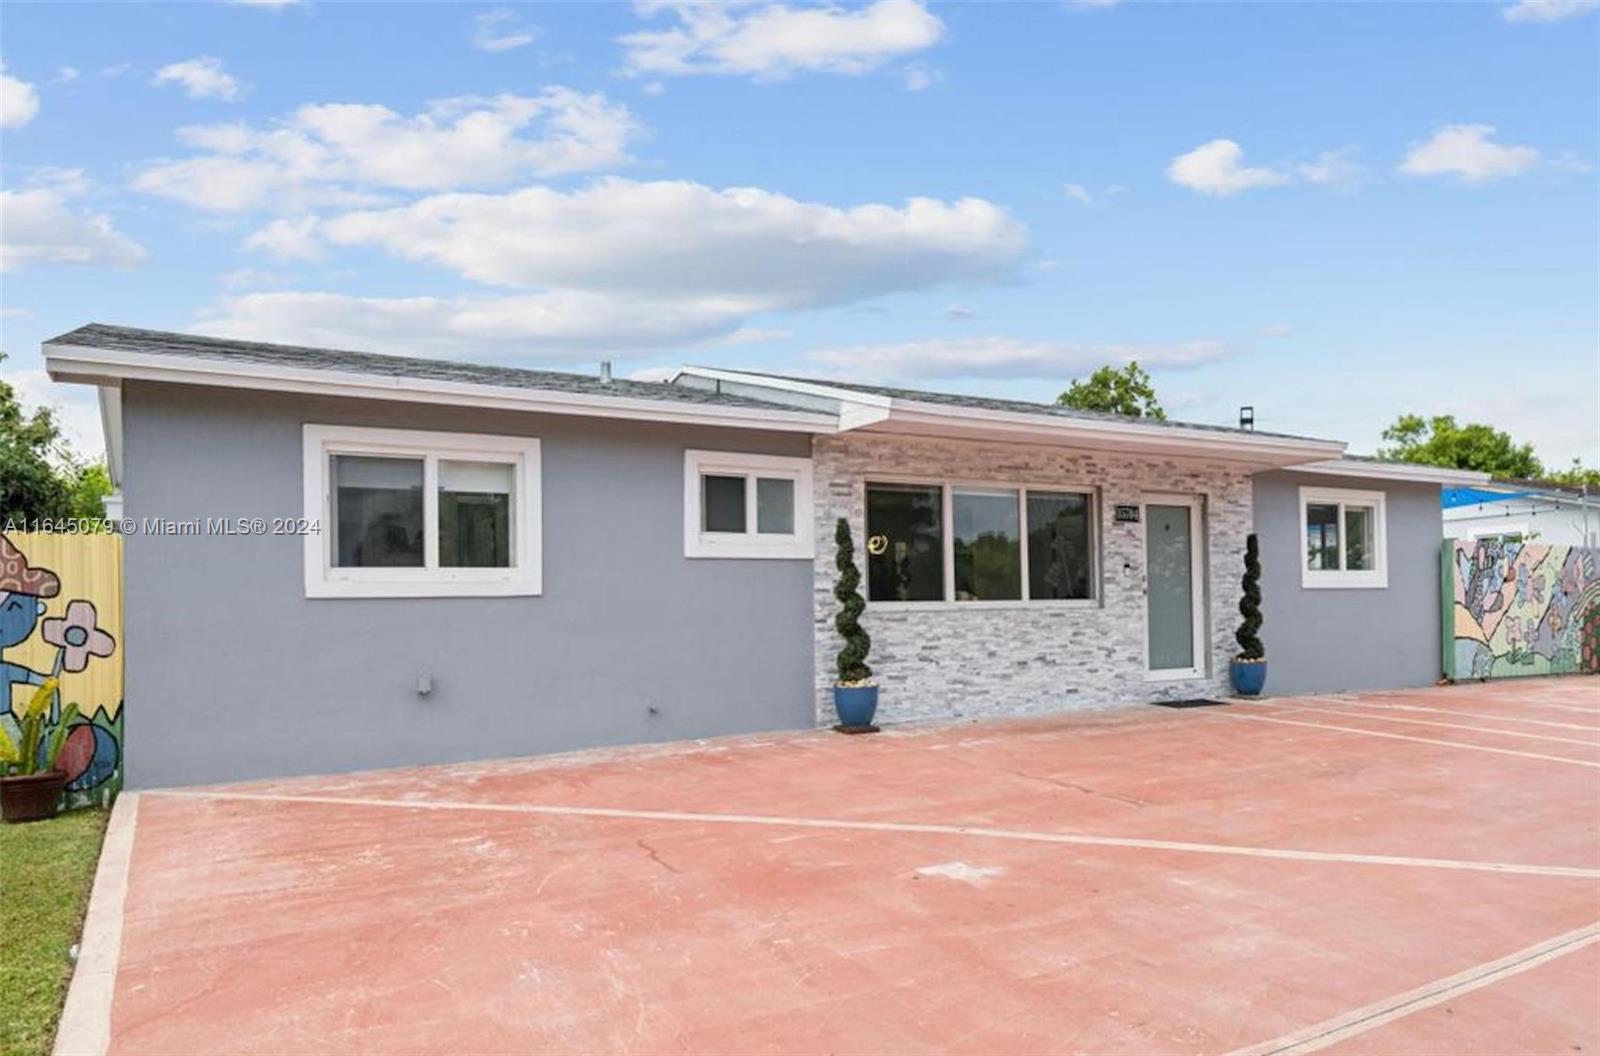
701 368 1334 443
47 324 805 414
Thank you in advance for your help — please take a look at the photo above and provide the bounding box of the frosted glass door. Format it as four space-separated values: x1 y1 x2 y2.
1146 504 1195 671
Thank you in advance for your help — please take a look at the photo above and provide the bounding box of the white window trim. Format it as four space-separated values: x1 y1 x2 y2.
1141 493 1208 682
1300 485 1388 590
683 449 814 560
302 424 542 599
863 477 1100 610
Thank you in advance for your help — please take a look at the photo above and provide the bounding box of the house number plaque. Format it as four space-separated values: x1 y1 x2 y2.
1114 505 1141 524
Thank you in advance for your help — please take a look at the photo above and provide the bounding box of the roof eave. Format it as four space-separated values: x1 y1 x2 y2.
1290 458 1491 486
870 400 1346 467
44 343 839 435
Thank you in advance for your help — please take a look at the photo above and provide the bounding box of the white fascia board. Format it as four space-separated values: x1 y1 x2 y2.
44 345 838 434
879 401 1347 467
674 366 893 410
97 385 123 487
1290 458 1491 486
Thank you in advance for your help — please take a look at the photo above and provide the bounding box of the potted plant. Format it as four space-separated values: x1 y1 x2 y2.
832 517 878 729
1231 533 1267 696
1 678 79 822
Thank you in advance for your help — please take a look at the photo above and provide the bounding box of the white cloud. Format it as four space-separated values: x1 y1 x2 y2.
619 0 945 80
0 171 147 271
222 179 1025 351
1503 0 1598 21
902 62 938 91
135 89 638 212
809 336 1232 381
227 0 302 8
1 63 41 129
943 304 976 320
723 326 792 344
1064 0 1122 9
1262 323 1294 338
196 290 754 355
1167 139 1290 196
53 67 80 84
242 216 324 260
1297 146 1364 188
1 367 105 457
153 56 240 101
309 178 1027 304
1399 124 1540 183
473 8 540 52
100 63 132 78
1062 183 1094 205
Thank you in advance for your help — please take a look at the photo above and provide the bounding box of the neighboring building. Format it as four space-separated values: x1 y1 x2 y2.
1442 480 1600 548
44 324 1487 787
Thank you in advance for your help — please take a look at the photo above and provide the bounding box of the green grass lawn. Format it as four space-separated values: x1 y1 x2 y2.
0 808 110 1056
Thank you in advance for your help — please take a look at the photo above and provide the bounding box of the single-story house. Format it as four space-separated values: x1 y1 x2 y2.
43 324 1488 787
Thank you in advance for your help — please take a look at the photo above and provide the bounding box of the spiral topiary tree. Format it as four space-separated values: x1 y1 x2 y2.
834 517 872 683
1236 532 1264 660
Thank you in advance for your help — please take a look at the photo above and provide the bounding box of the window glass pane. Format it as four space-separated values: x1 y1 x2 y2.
333 455 423 567
1146 504 1195 669
439 460 513 568
866 483 944 601
756 477 795 535
952 488 1021 601
1306 503 1340 570
1027 491 1092 600
1344 505 1376 571
702 474 746 533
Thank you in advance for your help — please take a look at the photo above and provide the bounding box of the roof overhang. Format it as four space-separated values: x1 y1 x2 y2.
44 342 839 437
1291 458 1491 486
674 366 1344 468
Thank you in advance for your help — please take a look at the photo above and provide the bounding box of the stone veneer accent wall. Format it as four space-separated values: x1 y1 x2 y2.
811 432 1255 725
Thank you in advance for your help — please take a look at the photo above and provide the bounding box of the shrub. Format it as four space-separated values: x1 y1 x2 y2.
1236 533 1264 660
833 518 872 683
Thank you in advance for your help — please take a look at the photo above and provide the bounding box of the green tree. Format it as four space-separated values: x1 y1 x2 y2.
1 353 112 523
1057 362 1166 420
1378 414 1543 478
1546 459 1600 488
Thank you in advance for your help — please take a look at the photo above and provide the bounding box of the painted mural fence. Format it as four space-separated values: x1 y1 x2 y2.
1 532 123 808
1443 538 1600 680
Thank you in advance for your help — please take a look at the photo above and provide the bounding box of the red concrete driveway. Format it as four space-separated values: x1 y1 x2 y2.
60 678 1600 1055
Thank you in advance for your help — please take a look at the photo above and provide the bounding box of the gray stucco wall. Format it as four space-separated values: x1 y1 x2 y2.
121 381 815 787
1252 471 1444 695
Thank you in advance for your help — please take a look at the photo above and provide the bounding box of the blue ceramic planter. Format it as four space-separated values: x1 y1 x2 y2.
833 684 879 727
1230 659 1267 697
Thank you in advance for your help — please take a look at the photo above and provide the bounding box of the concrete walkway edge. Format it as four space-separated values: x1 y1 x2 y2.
54 792 139 1056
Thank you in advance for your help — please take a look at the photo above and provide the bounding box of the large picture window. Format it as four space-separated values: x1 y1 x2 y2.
683 450 813 559
866 481 1097 605
303 425 541 598
1300 486 1388 589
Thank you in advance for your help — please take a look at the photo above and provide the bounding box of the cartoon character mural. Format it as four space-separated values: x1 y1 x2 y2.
0 533 122 806
1446 538 1600 680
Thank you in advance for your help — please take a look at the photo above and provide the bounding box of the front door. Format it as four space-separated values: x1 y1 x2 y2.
1144 495 1205 679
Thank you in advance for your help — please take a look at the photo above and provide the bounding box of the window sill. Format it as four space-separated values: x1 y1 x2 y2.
306 574 541 599
865 599 1098 613
685 536 813 560
1301 572 1389 590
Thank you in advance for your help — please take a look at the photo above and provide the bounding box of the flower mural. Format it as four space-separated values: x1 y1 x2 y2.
42 601 116 674
1448 539 1600 680
0 533 123 806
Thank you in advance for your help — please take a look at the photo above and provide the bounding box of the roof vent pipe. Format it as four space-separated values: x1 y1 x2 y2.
600 361 612 385
1239 405 1255 431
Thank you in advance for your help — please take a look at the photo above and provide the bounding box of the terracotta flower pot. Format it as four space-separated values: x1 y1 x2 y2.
1 770 67 823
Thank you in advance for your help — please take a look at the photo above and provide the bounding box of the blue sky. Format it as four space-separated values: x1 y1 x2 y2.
2 0 1597 465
